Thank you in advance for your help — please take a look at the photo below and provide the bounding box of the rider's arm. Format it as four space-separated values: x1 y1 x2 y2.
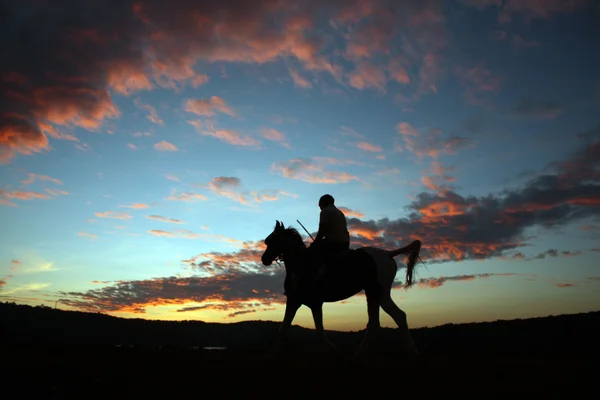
315 210 327 241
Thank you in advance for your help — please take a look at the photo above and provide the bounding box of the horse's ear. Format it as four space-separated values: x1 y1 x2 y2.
275 220 280 229
281 222 285 229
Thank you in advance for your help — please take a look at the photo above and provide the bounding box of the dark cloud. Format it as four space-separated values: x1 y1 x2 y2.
509 98 563 118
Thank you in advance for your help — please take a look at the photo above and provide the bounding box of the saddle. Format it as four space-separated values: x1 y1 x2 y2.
318 248 353 274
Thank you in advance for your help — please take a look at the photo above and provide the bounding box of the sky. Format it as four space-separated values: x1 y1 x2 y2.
1 0 599 332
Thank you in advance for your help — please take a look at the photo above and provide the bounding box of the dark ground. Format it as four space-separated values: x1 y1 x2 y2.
1 302 598 395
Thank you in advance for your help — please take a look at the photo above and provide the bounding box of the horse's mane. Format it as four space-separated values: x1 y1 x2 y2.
283 227 307 248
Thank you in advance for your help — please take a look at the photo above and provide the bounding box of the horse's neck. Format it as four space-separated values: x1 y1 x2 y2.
282 244 306 270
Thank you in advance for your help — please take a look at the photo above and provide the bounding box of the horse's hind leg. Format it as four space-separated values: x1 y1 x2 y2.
354 287 382 360
379 293 419 355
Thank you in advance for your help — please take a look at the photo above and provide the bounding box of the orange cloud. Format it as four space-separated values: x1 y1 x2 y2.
184 96 236 118
271 158 360 184
355 141 383 153
191 124 260 148
201 176 296 206
78 232 98 239
395 122 474 159
121 203 150 209
154 141 178 152
289 69 313 89
338 207 364 218
146 215 184 224
167 191 207 202
417 273 516 289
0 188 50 206
21 173 62 185
94 211 132 220
134 99 163 125
261 128 290 148
147 229 242 244
347 61 387 92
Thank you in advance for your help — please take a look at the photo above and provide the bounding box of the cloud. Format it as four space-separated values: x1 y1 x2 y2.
167 191 207 202
127 143 138 150
395 122 474 159
154 141 178 152
201 176 297 206
455 64 501 105
338 207 365 218
165 175 180 182
188 121 260 148
555 282 576 288
289 69 313 89
261 128 290 148
355 141 383 153
184 96 237 118
94 211 133 220
345 135 600 263
146 215 184 224
120 203 150 209
1 0 468 164
0 188 51 206
78 232 98 240
21 173 62 185
347 61 387 92
416 273 517 289
134 98 163 125
147 229 242 245
271 158 361 184
509 98 563 118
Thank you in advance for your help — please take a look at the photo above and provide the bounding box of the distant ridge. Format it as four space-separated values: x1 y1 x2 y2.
2 301 599 355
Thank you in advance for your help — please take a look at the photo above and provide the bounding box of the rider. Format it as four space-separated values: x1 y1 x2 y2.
310 194 350 279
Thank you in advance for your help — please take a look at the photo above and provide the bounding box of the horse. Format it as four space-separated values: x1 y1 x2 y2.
261 220 422 359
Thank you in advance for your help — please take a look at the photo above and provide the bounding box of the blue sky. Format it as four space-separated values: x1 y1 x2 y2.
1 0 599 331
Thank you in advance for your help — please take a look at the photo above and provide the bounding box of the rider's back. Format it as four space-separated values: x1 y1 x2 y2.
319 204 349 243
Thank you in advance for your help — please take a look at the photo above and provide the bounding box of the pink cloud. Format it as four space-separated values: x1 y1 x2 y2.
289 69 313 89
355 141 382 153
271 158 361 184
338 206 365 218
192 124 260 148
154 141 178 152
347 62 387 92
120 203 150 209
0 187 50 205
261 128 290 148
94 211 132 220
134 99 163 125
21 173 62 185
184 96 237 118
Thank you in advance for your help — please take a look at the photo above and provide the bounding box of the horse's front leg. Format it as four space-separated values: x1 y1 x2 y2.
271 298 301 357
310 303 338 354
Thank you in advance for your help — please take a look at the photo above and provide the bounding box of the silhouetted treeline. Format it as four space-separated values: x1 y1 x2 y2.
1 301 599 355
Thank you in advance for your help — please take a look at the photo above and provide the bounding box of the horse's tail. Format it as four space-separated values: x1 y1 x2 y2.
387 240 422 288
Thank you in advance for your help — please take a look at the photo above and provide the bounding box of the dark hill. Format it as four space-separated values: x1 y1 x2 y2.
2 301 599 355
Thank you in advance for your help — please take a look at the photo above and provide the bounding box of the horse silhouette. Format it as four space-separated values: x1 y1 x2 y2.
261 220 422 358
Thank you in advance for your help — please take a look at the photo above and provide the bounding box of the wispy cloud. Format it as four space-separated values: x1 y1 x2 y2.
167 191 207 202
78 232 98 240
184 96 237 118
94 211 133 220
154 141 178 152
21 173 62 185
261 128 290 148
120 203 150 209
271 158 361 184
146 215 185 224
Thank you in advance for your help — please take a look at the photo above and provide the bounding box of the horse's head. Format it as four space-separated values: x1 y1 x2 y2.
261 220 287 266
